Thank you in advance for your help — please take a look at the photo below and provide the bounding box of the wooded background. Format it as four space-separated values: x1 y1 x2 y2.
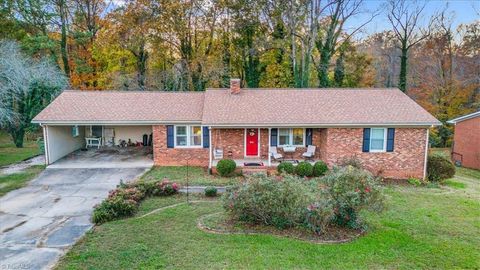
1 0 479 147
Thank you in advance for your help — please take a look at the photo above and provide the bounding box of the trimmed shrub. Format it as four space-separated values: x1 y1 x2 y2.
92 179 179 224
217 159 237 177
222 174 313 229
313 161 328 177
321 166 385 229
92 193 139 224
277 162 295 174
152 179 179 196
427 154 455 182
337 156 363 169
407 177 422 187
295 161 313 177
204 186 218 197
134 181 157 196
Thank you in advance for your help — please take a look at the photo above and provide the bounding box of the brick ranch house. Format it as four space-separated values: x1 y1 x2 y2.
447 111 480 170
32 79 441 179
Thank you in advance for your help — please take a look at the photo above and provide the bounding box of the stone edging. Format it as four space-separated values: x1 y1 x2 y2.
197 212 365 244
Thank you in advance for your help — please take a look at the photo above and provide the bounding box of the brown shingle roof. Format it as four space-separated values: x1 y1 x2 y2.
32 90 205 123
33 88 440 126
202 88 440 126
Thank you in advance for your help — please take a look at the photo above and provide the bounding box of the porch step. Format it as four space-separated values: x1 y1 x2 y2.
241 167 268 176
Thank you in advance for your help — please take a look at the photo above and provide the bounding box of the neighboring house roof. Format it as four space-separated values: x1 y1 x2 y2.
32 90 205 124
33 88 441 127
202 88 441 127
447 111 480 124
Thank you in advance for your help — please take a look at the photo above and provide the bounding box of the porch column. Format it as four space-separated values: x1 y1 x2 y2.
208 126 212 170
268 128 271 166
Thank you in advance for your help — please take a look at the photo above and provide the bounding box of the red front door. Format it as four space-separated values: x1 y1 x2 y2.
246 129 259 156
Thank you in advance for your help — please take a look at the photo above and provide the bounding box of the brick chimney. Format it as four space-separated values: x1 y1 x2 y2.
230 78 241 94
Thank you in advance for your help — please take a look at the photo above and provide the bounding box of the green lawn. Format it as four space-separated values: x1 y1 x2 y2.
140 166 241 186
57 168 480 269
0 165 45 196
0 131 41 167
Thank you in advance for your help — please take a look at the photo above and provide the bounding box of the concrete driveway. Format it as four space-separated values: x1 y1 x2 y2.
0 158 150 269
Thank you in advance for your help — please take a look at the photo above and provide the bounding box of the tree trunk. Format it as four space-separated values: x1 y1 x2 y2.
11 128 25 148
399 46 408 92
318 48 331 87
59 0 70 77
333 52 345 87
136 45 148 90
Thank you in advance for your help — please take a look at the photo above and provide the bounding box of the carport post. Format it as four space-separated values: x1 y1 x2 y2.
41 124 50 165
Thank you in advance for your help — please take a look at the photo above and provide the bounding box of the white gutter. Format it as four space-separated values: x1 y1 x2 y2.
447 111 480 124
423 129 430 180
206 122 442 128
31 120 203 125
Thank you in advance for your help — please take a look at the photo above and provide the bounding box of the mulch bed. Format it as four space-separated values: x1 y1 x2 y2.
197 212 365 244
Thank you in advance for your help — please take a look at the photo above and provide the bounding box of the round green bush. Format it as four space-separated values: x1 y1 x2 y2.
222 174 314 229
277 162 295 174
295 161 313 177
321 166 385 228
205 186 218 197
216 159 237 176
313 161 328 177
427 154 455 182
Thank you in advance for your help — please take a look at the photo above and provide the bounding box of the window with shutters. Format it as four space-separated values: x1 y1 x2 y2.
175 125 202 148
370 128 387 152
278 128 305 146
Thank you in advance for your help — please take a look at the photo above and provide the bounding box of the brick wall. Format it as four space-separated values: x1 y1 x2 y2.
211 128 244 159
323 128 427 179
211 128 323 160
152 125 209 167
452 117 480 169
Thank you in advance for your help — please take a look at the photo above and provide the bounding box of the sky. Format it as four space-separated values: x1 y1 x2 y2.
108 0 479 38
347 0 480 38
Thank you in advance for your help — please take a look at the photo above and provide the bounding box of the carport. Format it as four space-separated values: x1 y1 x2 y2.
40 124 154 166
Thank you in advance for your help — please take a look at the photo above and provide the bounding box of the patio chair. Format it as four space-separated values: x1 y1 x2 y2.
302 145 316 161
270 146 284 161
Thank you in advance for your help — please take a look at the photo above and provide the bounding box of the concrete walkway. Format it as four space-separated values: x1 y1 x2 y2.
0 155 45 175
0 167 149 270
179 186 226 194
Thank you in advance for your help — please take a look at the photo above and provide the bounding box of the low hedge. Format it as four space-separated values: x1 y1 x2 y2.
223 169 385 234
427 154 455 182
92 179 179 224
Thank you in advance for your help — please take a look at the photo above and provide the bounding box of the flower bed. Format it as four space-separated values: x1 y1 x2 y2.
222 166 385 237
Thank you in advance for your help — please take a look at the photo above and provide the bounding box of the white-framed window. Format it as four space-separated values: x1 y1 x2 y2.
278 128 305 146
175 125 202 147
369 128 387 152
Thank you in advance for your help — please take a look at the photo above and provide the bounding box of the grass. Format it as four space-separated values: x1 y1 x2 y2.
140 166 241 186
57 167 480 270
0 131 41 167
0 165 45 196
